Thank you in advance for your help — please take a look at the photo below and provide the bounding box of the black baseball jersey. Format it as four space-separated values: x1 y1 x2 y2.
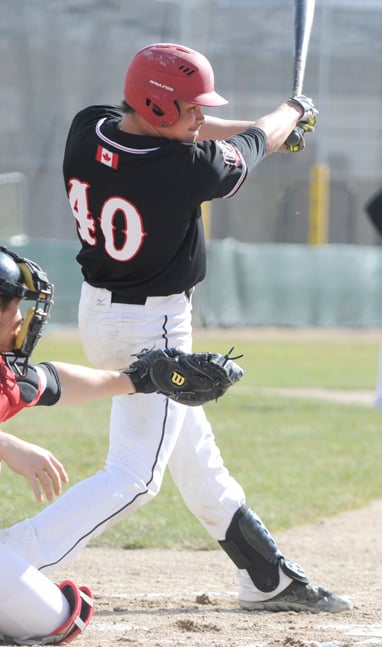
63 105 267 297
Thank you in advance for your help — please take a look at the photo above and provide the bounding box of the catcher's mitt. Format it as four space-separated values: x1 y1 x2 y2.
124 347 244 406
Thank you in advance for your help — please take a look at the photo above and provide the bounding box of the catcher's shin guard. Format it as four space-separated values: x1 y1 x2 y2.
219 505 308 592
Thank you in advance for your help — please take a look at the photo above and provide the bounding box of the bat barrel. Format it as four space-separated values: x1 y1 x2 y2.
292 0 316 96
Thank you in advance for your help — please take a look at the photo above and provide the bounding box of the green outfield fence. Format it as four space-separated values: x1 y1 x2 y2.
2 238 382 329
1 240 82 328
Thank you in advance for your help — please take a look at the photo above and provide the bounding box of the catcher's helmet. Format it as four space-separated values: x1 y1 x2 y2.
0 246 54 364
0 250 25 298
123 43 228 127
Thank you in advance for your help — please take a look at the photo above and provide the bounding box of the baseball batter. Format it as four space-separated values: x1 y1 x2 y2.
0 44 351 613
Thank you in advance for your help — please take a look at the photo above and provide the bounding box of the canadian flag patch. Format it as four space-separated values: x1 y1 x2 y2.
96 145 119 169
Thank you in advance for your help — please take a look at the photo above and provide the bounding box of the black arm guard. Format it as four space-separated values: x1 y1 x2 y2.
4 355 61 406
36 362 62 406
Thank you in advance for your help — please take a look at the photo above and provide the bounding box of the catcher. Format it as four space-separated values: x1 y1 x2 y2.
0 245 242 645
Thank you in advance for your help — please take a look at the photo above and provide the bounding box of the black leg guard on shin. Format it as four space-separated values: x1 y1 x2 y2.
219 505 308 592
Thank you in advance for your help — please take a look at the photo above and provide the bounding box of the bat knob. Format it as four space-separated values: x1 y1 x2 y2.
284 126 305 152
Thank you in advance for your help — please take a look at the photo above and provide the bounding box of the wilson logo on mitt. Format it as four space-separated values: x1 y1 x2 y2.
171 371 186 387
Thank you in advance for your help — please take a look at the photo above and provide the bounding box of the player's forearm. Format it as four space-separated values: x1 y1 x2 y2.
0 430 13 461
0 430 21 463
0 430 69 501
51 362 136 405
255 101 303 154
198 102 302 154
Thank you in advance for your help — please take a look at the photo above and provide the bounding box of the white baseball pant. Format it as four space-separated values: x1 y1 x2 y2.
0 283 246 572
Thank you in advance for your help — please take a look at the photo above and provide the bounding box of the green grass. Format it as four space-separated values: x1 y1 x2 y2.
198 337 379 389
1 330 381 549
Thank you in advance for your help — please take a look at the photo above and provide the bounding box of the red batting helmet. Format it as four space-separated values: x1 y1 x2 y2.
123 43 228 127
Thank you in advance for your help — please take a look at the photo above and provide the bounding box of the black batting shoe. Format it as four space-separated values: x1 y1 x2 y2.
239 580 352 613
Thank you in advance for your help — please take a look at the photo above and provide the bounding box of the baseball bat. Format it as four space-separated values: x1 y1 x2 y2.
292 0 316 97
286 0 316 148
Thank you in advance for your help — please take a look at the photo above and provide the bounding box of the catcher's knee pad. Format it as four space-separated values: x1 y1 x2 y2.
3 580 94 645
47 580 94 645
219 505 308 592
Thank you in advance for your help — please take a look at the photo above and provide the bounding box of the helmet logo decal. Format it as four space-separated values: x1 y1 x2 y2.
149 80 174 93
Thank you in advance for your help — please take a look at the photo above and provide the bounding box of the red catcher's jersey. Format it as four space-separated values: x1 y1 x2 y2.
63 105 267 297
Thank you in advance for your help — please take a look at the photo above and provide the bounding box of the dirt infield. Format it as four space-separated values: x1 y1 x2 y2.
8 499 379 647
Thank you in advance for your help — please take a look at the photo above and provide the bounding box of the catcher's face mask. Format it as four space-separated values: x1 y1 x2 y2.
0 246 54 367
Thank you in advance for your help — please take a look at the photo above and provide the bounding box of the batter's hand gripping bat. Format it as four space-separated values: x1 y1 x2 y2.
286 0 316 150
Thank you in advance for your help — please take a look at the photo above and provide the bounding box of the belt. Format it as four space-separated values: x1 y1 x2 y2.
111 289 193 305
111 293 147 305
